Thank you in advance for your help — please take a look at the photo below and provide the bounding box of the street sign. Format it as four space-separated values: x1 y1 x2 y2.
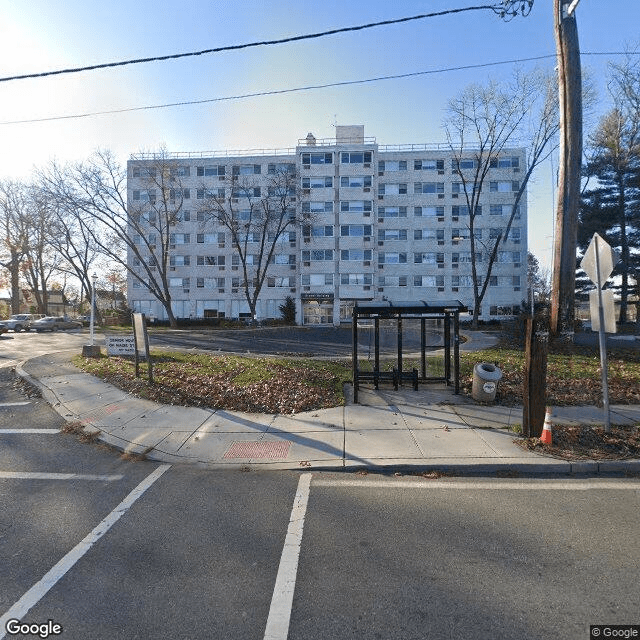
589 289 616 333
580 232 618 289
580 233 619 432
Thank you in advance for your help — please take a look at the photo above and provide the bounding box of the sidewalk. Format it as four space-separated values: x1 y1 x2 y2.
17 351 640 476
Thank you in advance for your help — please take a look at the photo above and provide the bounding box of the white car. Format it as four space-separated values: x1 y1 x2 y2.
0 314 45 332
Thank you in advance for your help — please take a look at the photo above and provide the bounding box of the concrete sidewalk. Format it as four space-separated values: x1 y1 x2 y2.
16 352 640 476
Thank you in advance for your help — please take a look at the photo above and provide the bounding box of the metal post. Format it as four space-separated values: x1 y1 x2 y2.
89 272 97 346
444 313 451 385
397 316 403 378
420 317 426 380
352 310 358 404
453 312 461 394
594 235 611 431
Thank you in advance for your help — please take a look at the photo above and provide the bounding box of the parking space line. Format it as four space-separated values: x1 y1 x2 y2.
0 429 60 434
313 478 640 490
0 472 124 481
0 464 171 639
263 473 312 640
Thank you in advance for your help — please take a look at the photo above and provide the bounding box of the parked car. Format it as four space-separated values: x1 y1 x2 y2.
0 314 45 332
31 316 83 332
75 315 92 326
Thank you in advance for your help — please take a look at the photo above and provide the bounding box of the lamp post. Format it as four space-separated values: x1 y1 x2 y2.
90 272 97 346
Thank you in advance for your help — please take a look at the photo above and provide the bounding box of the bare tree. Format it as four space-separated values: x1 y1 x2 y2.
40 149 189 328
196 166 301 320
0 181 29 314
444 69 560 326
20 187 61 314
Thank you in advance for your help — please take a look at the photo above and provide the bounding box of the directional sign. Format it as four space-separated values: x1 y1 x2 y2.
580 232 618 288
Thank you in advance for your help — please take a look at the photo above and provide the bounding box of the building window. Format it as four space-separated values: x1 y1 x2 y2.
132 189 156 203
196 188 224 199
169 188 190 201
340 201 372 213
341 273 372 285
340 151 372 164
232 164 261 175
378 252 407 264
379 229 407 241
306 225 334 237
302 201 333 213
414 182 444 195
268 163 295 174
341 224 372 237
414 229 443 241
301 152 333 165
340 175 372 188
272 254 296 265
490 181 519 192
169 233 190 245
302 273 334 286
498 251 521 264
452 205 479 216
196 255 225 266
170 255 191 267
414 206 444 217
302 249 334 261
452 158 477 171
341 249 372 261
490 156 520 169
197 165 225 176
302 176 333 188
378 206 407 218
378 160 407 171
414 275 444 287
414 159 444 171
132 166 157 178
378 183 407 195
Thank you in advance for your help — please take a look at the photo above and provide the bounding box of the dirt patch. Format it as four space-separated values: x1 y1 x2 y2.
515 424 640 460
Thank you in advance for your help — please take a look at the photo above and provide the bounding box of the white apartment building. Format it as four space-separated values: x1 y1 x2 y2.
127 125 527 325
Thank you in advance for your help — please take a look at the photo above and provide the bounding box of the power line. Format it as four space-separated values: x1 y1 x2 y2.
0 5 516 83
1 51 633 127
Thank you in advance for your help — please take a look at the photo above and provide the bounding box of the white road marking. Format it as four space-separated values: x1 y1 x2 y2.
263 473 312 640
0 472 124 481
0 464 171 639
313 478 640 490
0 402 30 407
0 429 59 434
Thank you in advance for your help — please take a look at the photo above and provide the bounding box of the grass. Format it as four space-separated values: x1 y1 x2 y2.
73 334 640 413
73 350 352 414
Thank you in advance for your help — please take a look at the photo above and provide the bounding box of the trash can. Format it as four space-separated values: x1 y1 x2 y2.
472 362 502 403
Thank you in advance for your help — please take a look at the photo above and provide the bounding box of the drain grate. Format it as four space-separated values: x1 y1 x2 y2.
224 441 291 459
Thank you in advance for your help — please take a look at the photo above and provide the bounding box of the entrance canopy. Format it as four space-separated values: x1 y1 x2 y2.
352 300 468 403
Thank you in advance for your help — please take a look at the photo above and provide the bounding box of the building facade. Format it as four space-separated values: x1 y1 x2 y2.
127 126 527 324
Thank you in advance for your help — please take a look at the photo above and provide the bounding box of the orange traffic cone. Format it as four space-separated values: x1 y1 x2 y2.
540 408 553 445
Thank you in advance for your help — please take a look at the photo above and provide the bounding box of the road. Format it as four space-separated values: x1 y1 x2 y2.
1 331 639 639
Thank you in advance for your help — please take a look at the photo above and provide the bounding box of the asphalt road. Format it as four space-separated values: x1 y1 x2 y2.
2 331 640 639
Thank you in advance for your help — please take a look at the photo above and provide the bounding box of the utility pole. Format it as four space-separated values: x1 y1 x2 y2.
550 0 582 339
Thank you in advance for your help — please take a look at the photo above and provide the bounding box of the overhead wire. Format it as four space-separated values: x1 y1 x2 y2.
0 51 634 127
0 6 508 84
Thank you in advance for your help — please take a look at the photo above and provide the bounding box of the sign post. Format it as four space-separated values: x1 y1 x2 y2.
580 233 619 431
132 313 153 383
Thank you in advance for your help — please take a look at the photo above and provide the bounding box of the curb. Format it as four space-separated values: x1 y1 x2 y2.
13 357 640 477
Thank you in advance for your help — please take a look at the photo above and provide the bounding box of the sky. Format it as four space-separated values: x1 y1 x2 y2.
1 0 639 271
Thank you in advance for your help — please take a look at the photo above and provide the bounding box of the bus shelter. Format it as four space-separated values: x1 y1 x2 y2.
352 300 468 403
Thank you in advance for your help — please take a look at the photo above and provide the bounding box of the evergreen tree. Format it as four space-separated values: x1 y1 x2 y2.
579 108 640 322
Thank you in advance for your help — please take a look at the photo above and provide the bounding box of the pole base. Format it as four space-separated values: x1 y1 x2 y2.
82 345 101 358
